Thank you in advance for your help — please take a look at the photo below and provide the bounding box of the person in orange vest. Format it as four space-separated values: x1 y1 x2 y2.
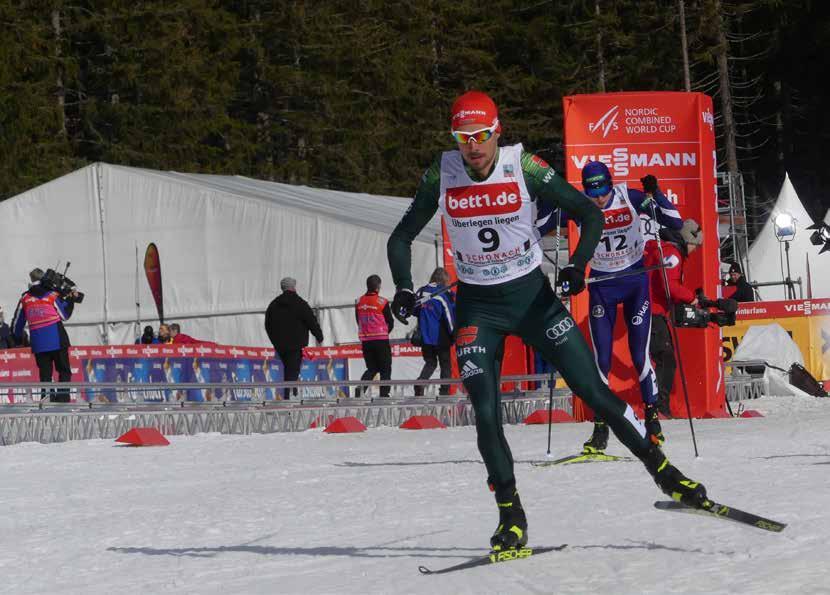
355 274 394 397
11 268 79 402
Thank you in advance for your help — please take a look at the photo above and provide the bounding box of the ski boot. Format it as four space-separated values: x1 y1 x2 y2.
644 404 665 445
490 488 528 551
582 419 609 454
641 444 708 508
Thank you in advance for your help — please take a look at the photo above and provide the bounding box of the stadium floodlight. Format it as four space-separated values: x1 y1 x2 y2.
773 212 797 242
772 211 797 299
806 222 830 254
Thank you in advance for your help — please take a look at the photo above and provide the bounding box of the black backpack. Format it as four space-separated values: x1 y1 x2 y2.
788 363 828 397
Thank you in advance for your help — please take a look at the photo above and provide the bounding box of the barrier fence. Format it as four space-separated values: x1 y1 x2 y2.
0 375 574 446
0 365 775 447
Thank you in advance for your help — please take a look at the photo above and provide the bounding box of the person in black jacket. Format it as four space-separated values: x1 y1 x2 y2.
722 261 755 303
264 277 324 399
0 307 16 349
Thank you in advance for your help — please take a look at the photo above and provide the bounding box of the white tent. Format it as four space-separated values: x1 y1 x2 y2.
0 163 441 346
747 173 825 300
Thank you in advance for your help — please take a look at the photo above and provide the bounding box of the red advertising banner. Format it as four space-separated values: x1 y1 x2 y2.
0 343 414 404
563 92 722 417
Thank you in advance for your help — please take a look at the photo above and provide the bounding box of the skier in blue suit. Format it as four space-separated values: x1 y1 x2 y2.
571 161 682 451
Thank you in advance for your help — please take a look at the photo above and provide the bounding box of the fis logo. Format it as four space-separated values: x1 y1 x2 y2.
591 305 605 318
588 105 620 138
461 360 484 379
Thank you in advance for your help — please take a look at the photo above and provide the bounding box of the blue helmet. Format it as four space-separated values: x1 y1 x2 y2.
581 161 612 198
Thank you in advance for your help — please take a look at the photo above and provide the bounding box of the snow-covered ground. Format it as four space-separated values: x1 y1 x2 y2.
2 396 828 594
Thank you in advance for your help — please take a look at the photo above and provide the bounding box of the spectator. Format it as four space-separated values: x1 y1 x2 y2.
722 261 755 302
264 277 324 399
0 307 15 348
157 323 173 344
355 274 394 398
12 268 78 402
170 323 195 344
168 323 217 346
414 267 455 396
136 325 156 344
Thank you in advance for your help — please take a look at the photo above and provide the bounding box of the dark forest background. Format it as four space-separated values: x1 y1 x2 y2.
2 0 829 233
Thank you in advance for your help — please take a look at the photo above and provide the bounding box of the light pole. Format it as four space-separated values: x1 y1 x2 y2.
773 212 797 300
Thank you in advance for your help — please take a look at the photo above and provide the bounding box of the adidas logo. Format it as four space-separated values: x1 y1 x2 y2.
461 360 484 379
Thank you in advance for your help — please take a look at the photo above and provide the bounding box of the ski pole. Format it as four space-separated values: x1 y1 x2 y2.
585 263 667 285
546 209 562 457
649 201 699 457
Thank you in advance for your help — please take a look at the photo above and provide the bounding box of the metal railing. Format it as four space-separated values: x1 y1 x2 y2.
0 374 563 407
0 375 574 446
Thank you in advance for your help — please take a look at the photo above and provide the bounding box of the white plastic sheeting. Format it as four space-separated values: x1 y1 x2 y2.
0 163 441 346
731 323 805 370
731 323 814 398
747 173 829 299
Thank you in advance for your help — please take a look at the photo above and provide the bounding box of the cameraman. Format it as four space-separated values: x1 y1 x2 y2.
11 268 78 402
643 220 703 417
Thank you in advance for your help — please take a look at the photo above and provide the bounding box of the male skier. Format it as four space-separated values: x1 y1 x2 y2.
576 162 682 451
387 91 707 552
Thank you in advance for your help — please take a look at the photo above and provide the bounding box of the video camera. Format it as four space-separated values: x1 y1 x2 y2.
673 290 737 328
41 263 85 304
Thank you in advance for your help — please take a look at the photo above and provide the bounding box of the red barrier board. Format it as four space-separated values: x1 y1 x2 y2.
735 298 830 320
0 342 419 404
563 92 722 418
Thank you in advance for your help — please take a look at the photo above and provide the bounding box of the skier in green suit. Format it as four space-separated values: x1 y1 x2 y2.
387 90 707 551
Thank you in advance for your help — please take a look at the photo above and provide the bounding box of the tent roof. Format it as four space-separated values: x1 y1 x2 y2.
103 164 441 243
0 163 442 346
747 173 827 299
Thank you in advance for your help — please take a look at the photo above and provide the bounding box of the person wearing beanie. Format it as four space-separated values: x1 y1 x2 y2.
264 277 323 400
722 261 755 302
387 90 709 552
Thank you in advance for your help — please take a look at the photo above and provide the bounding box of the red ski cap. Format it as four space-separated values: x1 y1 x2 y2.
450 91 501 132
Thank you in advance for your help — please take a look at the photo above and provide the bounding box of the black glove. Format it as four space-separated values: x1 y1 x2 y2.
391 288 417 324
556 266 586 297
640 174 659 195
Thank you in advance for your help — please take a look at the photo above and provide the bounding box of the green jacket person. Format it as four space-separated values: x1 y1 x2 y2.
387 90 708 551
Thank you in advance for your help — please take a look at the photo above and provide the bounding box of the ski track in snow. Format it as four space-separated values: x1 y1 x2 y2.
1 396 828 594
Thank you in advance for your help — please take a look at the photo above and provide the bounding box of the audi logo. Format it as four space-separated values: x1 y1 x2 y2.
545 318 575 340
